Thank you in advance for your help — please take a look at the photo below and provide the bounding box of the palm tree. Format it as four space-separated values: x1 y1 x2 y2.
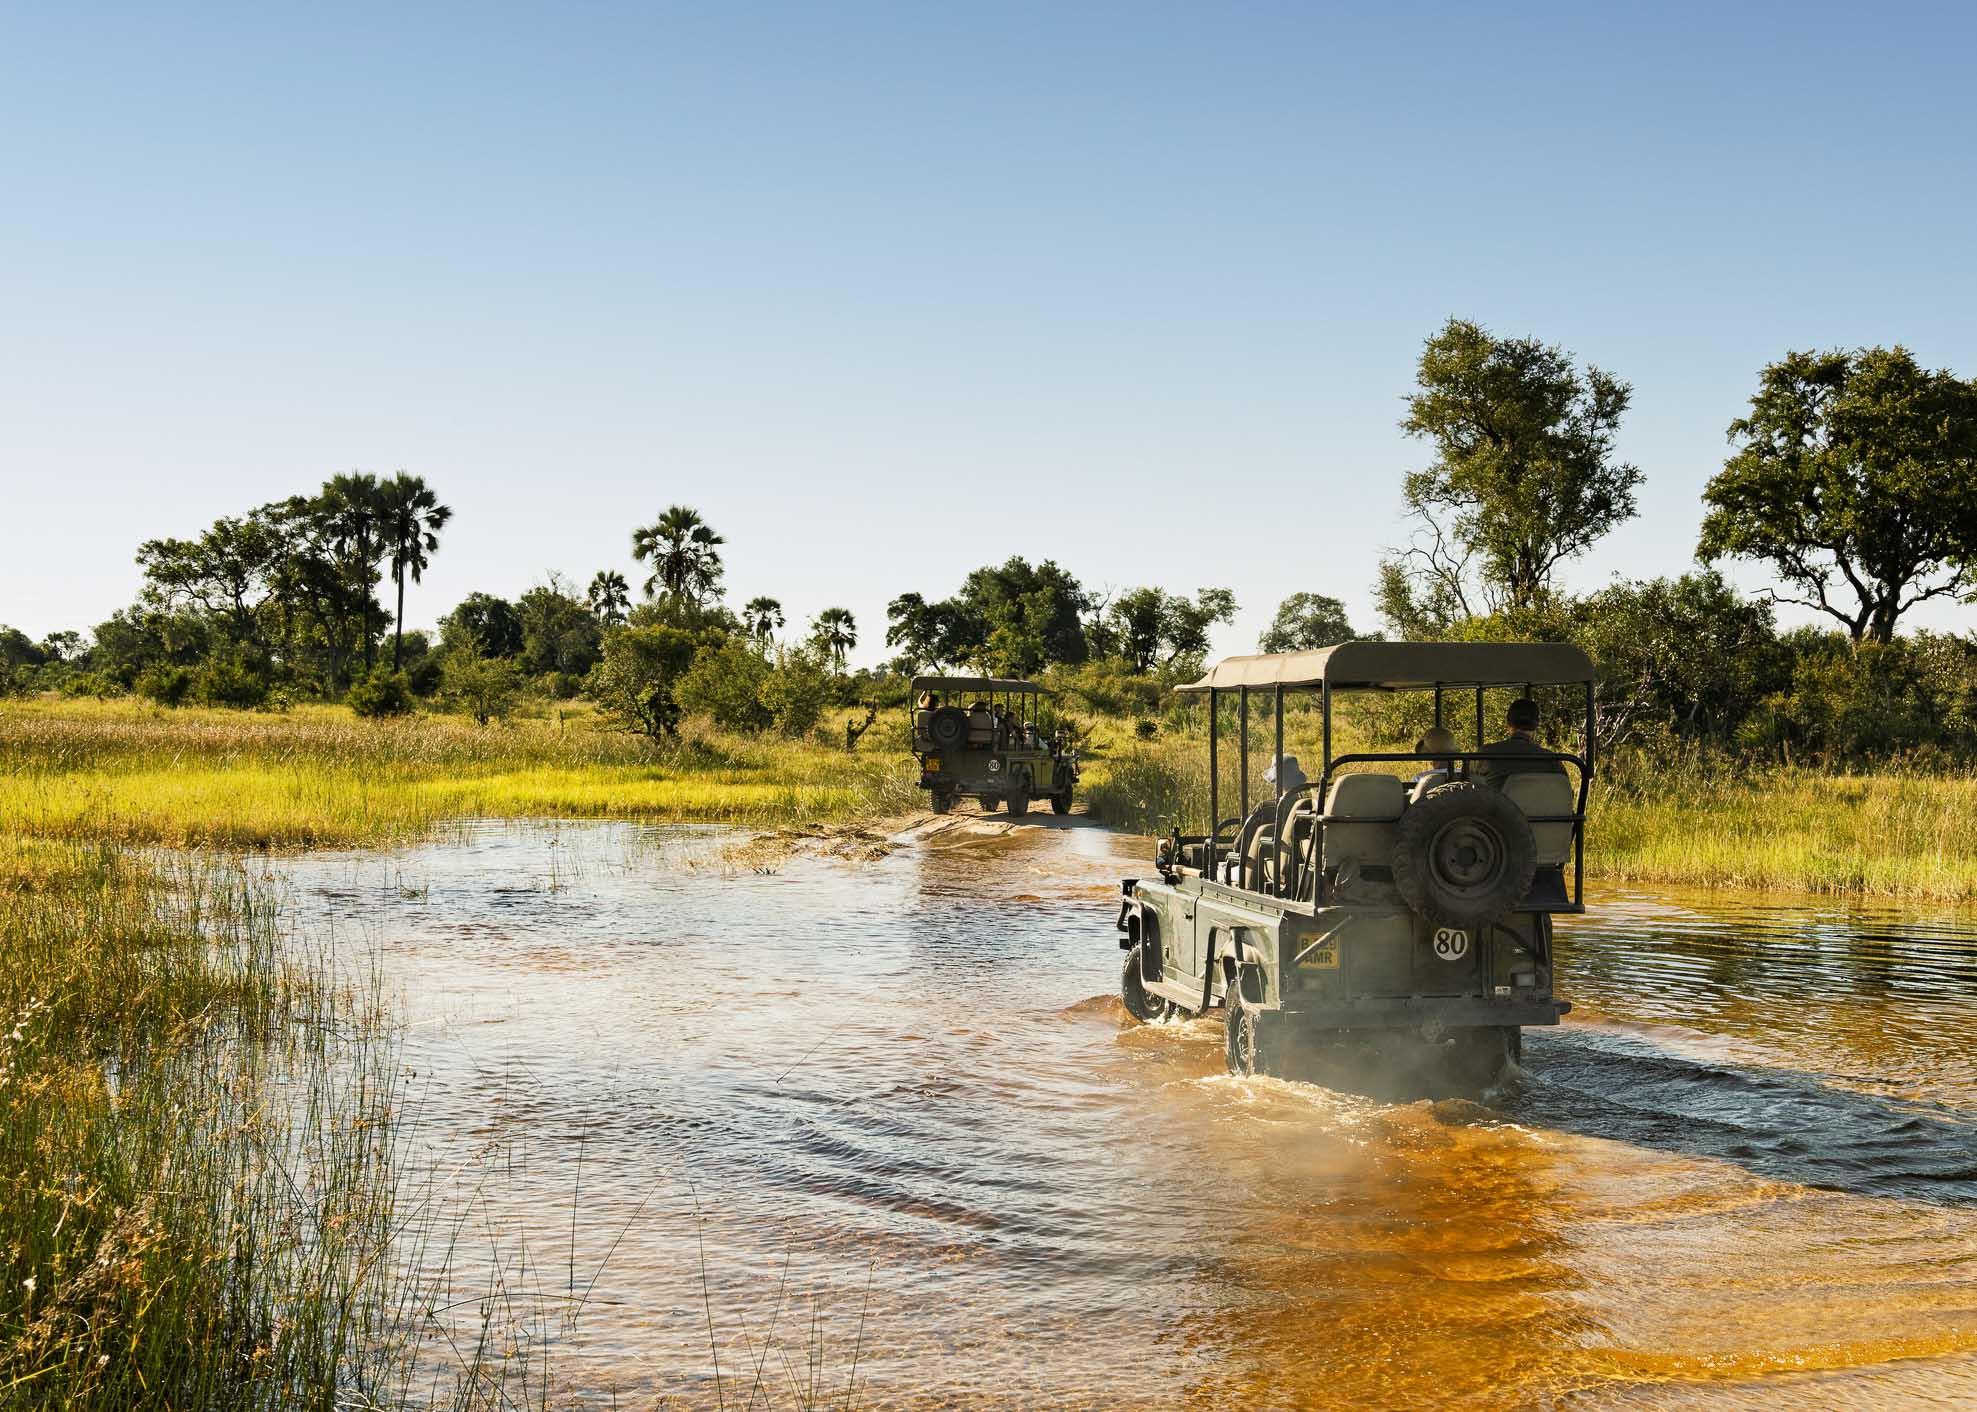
588 570 631 625
743 596 784 639
630 505 725 607
377 472 453 669
810 607 856 671
317 472 386 672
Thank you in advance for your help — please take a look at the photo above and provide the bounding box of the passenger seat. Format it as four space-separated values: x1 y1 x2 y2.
1321 773 1407 877
1503 773 1577 865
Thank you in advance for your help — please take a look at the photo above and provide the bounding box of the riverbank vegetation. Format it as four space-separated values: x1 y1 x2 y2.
0 838 406 1404
0 697 920 850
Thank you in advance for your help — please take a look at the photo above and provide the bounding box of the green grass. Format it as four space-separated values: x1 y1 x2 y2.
0 838 407 1407
0 698 923 850
1082 729 1977 903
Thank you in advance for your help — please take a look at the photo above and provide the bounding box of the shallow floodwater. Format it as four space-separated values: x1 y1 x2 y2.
278 820 1977 1409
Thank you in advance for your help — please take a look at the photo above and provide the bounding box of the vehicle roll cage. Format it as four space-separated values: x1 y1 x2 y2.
1185 675 1595 911
911 676 1048 734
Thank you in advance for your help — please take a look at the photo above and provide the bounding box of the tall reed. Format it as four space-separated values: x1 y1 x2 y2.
0 840 406 1406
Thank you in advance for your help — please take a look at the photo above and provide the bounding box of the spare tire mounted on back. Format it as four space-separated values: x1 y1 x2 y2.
1393 781 1536 930
926 706 968 750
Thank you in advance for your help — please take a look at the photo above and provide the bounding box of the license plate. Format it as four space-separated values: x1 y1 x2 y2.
1297 938 1339 970
925 757 941 771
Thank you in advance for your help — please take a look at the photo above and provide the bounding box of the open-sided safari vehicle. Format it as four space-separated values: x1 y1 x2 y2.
911 676 1080 816
1115 641 1595 1095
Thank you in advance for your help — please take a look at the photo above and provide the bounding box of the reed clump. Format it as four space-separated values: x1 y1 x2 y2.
0 838 405 1406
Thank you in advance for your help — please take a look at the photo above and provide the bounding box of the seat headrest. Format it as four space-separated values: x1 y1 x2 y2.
1324 772 1406 821
1503 772 1575 812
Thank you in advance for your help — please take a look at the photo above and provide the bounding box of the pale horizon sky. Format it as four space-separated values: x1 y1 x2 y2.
4 1 1974 662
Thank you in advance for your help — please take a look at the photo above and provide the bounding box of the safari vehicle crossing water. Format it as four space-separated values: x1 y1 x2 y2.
911 676 1080 815
1115 641 1595 1094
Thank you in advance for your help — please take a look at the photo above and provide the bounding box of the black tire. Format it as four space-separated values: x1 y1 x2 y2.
927 706 968 751
981 794 1001 812
930 788 954 815
1393 781 1537 930
1051 789 1073 815
1007 786 1030 817
1223 966 1273 1076
1121 951 1167 1023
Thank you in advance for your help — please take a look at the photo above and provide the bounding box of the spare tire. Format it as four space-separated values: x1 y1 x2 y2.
1393 781 1536 930
926 706 968 750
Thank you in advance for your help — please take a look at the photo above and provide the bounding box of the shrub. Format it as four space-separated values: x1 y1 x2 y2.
674 639 774 732
586 625 703 738
193 656 271 709
761 649 832 737
58 671 122 699
346 666 414 719
135 664 195 707
442 651 525 726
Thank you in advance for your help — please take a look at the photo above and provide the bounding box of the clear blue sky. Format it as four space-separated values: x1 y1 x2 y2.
3 1 1973 660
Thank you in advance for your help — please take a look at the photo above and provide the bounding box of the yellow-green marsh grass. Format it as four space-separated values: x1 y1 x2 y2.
1 698 921 850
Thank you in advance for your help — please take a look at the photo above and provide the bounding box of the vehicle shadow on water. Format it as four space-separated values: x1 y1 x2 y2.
1507 1025 1977 1207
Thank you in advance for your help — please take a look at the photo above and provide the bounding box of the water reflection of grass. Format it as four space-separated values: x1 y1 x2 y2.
1084 734 1977 902
0 698 921 849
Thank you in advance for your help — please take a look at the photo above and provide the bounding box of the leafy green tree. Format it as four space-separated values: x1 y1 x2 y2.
742 596 784 639
884 592 963 672
674 637 774 731
439 593 525 659
377 472 452 669
1698 346 1977 644
1389 317 1641 617
586 624 703 738
587 571 631 625
0 628 47 669
760 647 833 737
442 649 525 725
1106 587 1235 672
1575 570 1782 749
315 473 389 671
809 607 857 670
517 578 604 676
136 511 287 655
1259 592 1354 653
39 631 84 663
631 505 725 609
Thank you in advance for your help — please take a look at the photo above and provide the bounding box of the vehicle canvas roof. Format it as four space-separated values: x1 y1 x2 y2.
911 675 1050 695
1177 640 1596 692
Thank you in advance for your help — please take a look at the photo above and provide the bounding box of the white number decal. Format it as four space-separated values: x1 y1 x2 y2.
1433 928 1470 961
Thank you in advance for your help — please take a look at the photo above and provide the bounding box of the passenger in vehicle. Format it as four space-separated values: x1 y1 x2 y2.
1409 726 1460 800
1475 698 1567 788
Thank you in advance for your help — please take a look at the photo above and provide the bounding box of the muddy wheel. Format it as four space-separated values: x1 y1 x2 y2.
1051 789 1073 814
1120 951 1168 1023
1007 786 1030 817
1393 782 1536 930
1445 1026 1520 1092
930 788 954 814
1223 966 1274 1076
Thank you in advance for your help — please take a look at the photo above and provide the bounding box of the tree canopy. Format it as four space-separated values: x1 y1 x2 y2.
1389 317 1641 618
1698 346 1977 643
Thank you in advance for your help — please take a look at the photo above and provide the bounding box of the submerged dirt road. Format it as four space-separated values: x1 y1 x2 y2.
281 817 1977 1409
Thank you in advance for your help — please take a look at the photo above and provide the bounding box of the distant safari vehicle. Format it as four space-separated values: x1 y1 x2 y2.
911 676 1080 816
1114 641 1595 1095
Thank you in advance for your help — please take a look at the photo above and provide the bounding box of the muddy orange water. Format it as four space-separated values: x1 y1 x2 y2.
279 819 1977 1409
